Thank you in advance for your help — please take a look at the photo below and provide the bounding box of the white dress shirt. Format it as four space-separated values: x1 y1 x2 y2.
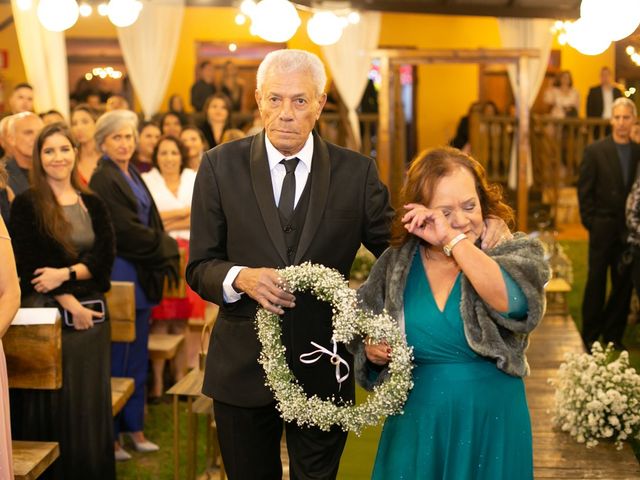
602 86 614 119
222 133 314 303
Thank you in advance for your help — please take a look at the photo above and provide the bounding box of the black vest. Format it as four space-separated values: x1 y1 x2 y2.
278 175 312 265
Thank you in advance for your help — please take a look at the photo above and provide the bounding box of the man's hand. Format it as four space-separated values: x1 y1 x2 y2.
234 267 296 315
481 216 513 250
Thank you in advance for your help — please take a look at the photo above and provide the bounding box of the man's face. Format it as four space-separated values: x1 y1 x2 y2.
601 68 612 87
611 104 636 143
9 87 34 113
255 70 326 157
8 115 44 166
202 64 215 83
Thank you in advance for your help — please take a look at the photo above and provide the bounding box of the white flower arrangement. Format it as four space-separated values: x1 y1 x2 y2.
549 342 640 449
256 262 414 435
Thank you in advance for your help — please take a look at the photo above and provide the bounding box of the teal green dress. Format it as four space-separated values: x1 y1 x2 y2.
372 252 533 480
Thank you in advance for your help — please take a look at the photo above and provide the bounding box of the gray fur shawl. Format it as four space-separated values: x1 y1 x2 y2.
353 233 550 390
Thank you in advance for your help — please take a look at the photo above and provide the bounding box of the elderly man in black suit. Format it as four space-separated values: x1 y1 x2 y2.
578 97 640 351
187 49 508 479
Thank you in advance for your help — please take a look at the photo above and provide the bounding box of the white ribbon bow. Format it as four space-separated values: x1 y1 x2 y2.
299 340 350 390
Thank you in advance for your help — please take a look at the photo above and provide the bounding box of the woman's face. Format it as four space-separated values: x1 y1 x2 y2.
101 126 136 166
156 139 182 177
426 166 484 245
207 98 229 124
162 115 182 137
560 72 571 88
70 110 96 144
138 125 161 159
170 96 183 112
40 133 76 183
180 129 204 159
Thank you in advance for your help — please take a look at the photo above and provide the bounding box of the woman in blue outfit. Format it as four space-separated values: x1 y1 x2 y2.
89 110 179 461
355 147 549 480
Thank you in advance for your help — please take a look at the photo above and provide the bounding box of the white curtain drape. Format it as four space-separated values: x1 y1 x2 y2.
117 0 185 119
322 12 381 150
10 0 70 116
498 18 553 189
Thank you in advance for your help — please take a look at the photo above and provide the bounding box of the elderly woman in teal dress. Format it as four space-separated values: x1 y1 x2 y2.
355 147 549 480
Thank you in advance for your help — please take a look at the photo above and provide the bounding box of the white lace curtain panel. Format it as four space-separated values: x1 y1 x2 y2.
498 17 553 190
10 0 70 116
322 12 381 150
117 0 186 119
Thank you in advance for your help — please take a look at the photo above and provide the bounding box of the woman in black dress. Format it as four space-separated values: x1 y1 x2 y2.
9 123 116 479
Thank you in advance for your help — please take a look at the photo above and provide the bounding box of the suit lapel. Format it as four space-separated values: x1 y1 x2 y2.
630 143 640 186
250 132 289 264
294 132 330 264
604 137 626 191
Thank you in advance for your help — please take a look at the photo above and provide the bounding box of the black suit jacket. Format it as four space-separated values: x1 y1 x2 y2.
578 136 640 242
586 85 623 118
186 131 393 407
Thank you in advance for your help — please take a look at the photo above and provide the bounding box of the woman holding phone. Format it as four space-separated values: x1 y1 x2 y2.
9 123 116 479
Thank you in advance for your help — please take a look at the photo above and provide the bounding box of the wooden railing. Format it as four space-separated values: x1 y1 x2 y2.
317 112 379 159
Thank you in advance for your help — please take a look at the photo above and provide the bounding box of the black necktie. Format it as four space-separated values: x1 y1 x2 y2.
279 158 299 220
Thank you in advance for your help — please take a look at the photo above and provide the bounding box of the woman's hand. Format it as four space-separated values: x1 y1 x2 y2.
364 338 391 366
32 267 67 293
402 203 456 247
70 305 103 330
480 217 512 250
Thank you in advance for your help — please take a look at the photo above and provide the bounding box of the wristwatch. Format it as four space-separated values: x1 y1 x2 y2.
68 266 77 281
443 233 467 257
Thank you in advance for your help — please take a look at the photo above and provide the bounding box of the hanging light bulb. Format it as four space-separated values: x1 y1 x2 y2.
235 13 246 25
107 0 143 28
580 0 640 42
97 2 108 16
566 17 611 56
251 0 300 43
78 3 93 17
240 0 257 17
307 11 344 46
347 11 360 24
37 0 79 32
16 0 32 11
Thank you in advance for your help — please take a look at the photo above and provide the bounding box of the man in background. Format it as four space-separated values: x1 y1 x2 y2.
4 112 44 195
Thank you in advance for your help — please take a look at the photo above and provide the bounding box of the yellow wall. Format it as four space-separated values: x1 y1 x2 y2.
0 5 617 149
0 5 27 105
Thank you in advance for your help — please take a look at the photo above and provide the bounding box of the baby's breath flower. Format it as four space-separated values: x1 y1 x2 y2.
549 342 640 450
256 262 414 434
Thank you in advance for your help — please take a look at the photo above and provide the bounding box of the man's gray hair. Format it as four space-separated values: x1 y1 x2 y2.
256 49 327 97
6 111 39 137
94 109 139 148
612 97 637 117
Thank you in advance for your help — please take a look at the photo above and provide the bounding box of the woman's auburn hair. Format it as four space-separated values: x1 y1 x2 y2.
30 122 89 258
390 146 514 248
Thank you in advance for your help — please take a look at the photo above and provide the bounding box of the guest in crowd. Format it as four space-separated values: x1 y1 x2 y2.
244 108 264 136
142 136 203 401
168 94 189 125
199 93 232 150
179 126 208 171
70 104 101 185
356 147 548 480
40 110 66 126
449 101 483 153
5 112 44 195
7 83 34 114
0 161 13 223
220 128 245 143
580 97 640 351
0 195 20 480
9 123 116 479
587 66 623 119
134 121 161 173
89 110 179 460
105 94 129 112
222 61 245 112
544 70 580 118
160 111 183 138
631 121 640 144
190 61 216 112
0 116 12 159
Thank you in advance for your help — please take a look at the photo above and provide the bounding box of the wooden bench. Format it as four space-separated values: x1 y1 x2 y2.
148 333 185 361
13 441 59 480
111 377 135 416
105 281 136 343
545 277 571 315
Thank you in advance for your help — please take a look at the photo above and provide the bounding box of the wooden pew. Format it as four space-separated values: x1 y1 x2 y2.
12 441 59 480
148 333 185 361
5 308 62 389
105 281 136 343
111 377 135 416
545 277 571 316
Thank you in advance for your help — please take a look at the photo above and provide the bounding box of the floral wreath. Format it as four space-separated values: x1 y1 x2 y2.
255 262 414 434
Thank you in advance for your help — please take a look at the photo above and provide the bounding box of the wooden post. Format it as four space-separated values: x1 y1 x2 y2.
377 54 392 192
517 56 531 231
391 62 406 207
